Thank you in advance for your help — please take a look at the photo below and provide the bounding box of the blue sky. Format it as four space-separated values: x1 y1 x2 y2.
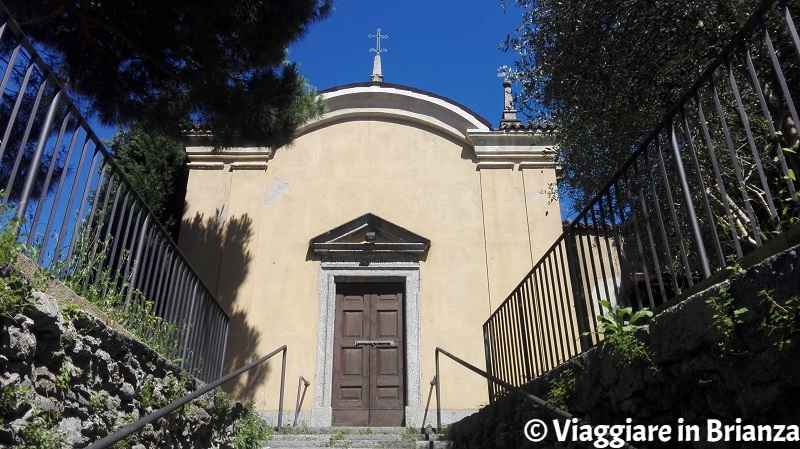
288 1 528 128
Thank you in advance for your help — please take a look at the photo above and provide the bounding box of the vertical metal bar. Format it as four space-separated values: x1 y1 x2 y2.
40 125 81 265
125 214 151 309
679 106 726 269
709 74 763 246
14 90 63 222
633 156 665 308
278 347 286 431
761 16 800 154
643 145 680 297
546 252 569 364
597 198 621 302
556 239 580 356
435 349 441 432
27 112 72 251
483 323 494 402
5 78 50 204
652 137 694 290
0 58 35 165
695 92 743 258
589 206 613 303
564 227 592 350
622 172 655 310
515 282 532 383
668 119 713 279
62 149 100 268
725 58 781 229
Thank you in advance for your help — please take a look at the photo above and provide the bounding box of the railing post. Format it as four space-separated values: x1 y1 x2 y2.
278 346 286 431
564 227 593 351
482 323 494 403
435 348 441 432
293 376 310 428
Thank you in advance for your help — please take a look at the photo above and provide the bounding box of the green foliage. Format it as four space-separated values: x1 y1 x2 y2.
547 369 574 410
591 300 654 367
0 383 31 412
233 408 273 449
759 289 800 350
706 284 749 346
0 199 34 319
358 426 374 435
595 300 653 336
55 364 81 391
330 428 350 441
89 391 109 410
502 0 763 208
6 0 331 145
108 127 188 235
211 388 235 420
137 378 157 409
57 235 192 365
18 411 67 449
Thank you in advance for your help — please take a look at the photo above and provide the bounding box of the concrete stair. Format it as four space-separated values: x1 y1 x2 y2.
263 427 452 449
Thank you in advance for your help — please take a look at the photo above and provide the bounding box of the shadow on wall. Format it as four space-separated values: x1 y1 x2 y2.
180 211 271 401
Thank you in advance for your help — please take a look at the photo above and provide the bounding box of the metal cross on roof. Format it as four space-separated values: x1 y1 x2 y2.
369 28 388 54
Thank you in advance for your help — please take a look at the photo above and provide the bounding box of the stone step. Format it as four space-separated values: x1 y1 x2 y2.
263 427 449 449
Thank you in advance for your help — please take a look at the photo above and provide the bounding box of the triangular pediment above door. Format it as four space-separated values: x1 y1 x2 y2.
310 213 430 256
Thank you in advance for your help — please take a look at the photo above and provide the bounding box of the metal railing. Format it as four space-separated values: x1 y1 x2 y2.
430 347 638 449
484 0 800 398
0 4 228 381
87 345 287 449
293 375 311 428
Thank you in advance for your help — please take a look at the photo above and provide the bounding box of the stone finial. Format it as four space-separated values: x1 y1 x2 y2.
369 28 388 83
500 78 522 125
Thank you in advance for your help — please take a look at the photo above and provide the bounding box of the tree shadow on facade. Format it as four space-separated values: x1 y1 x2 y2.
180 210 271 400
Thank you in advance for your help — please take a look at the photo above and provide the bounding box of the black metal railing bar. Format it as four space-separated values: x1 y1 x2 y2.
433 347 639 449
0 3 228 381
484 0 800 399
86 345 287 449
293 375 311 428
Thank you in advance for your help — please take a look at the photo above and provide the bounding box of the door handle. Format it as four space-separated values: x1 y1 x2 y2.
355 340 396 348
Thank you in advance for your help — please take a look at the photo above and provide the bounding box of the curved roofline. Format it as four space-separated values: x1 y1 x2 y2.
295 82 493 144
319 82 492 129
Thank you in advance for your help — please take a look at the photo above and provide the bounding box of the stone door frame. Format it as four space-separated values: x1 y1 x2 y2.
311 261 422 427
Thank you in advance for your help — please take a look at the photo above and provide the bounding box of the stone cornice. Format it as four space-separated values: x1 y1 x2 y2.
468 129 557 163
184 146 273 168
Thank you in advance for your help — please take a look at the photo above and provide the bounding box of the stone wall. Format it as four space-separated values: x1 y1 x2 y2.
451 244 800 449
1 287 251 448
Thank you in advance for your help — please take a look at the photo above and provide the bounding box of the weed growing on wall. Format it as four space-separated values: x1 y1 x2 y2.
18 411 67 449
590 300 654 367
706 284 749 353
233 407 274 449
55 233 194 366
759 289 800 350
0 198 34 318
547 368 575 410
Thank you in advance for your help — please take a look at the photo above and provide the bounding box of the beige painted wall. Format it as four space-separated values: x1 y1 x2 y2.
179 85 562 423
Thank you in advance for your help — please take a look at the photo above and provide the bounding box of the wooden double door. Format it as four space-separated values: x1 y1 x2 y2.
332 282 405 426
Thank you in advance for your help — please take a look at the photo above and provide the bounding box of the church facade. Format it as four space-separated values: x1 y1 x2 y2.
178 78 562 427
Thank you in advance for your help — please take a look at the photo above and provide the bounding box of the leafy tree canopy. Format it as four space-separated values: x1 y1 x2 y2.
108 127 188 236
5 0 332 147
503 0 761 209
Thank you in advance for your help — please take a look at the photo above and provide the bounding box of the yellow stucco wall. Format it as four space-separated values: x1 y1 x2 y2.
179 85 562 424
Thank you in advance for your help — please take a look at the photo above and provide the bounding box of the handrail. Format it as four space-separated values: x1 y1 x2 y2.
87 345 288 449
419 375 436 433
293 375 311 428
483 0 800 396
0 3 229 381
434 347 638 449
